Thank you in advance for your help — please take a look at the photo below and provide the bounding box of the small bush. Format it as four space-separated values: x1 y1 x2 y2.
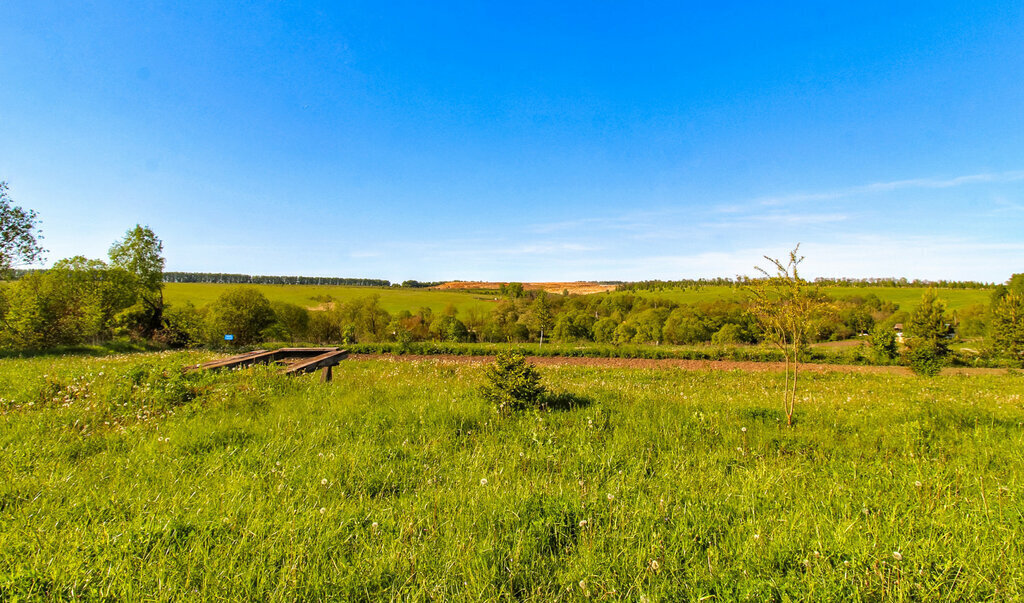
481 351 545 414
907 345 944 377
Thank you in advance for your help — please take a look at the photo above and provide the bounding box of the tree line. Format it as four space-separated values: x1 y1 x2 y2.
0 180 1020 367
163 272 391 287
619 276 995 292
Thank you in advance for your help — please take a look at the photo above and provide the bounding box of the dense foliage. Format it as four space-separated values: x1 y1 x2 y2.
0 181 45 275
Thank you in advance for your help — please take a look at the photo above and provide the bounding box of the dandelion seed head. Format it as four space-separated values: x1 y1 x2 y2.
892 551 903 561
480 478 488 486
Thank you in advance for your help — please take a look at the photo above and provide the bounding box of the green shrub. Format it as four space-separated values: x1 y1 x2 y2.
907 344 944 376
481 351 545 414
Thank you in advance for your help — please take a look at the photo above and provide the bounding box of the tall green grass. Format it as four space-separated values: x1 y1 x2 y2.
1 352 1022 600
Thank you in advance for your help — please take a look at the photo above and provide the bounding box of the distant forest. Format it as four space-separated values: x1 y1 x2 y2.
162 272 391 287
618 277 995 292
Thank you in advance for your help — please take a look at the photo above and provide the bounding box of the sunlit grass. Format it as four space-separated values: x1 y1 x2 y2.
1 352 1021 600
163 282 496 314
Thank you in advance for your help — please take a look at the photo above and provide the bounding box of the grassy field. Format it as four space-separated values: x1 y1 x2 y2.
2 351 1022 600
164 282 993 316
633 286 992 312
163 282 497 314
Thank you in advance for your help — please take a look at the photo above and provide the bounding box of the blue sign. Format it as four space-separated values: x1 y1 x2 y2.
224 334 234 341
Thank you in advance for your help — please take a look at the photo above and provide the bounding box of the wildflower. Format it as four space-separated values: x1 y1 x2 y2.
480 478 488 486
579 520 587 528
741 426 747 432
892 551 903 561
915 481 922 488
607 493 614 501
319 507 326 515
649 559 660 571
371 522 378 530
321 478 328 486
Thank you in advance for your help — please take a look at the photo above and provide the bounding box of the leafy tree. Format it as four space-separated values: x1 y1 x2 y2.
989 292 1024 366
746 245 834 427
592 317 618 343
208 287 275 345
0 181 46 275
270 301 310 341
955 303 988 338
870 324 898 362
108 225 165 336
526 292 554 345
1008 273 1024 295
663 308 713 344
432 315 470 342
481 351 545 414
903 289 952 376
711 323 744 345
159 302 206 348
0 257 134 348
501 282 525 299
613 321 638 345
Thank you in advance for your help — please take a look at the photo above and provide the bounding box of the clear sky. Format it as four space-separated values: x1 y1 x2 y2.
2 2 1022 283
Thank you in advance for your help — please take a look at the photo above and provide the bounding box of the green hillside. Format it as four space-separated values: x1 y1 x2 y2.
632 285 992 312
163 282 496 315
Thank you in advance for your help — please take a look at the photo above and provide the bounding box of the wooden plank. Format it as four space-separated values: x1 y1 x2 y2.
185 350 268 372
281 350 349 375
187 347 341 372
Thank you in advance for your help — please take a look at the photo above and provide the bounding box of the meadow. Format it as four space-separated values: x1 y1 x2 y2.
2 350 1022 600
163 282 497 315
632 286 992 312
164 282 993 316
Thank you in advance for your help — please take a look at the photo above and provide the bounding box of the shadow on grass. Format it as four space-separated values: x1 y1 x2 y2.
540 391 594 411
0 340 162 360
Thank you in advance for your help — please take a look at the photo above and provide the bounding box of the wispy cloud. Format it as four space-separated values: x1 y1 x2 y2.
590 235 1024 282
990 196 1024 215
706 212 849 229
753 169 1024 207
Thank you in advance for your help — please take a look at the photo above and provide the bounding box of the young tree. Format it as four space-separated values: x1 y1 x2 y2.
526 291 554 345
989 292 1024 366
746 245 833 427
481 351 545 415
903 289 952 376
0 181 46 275
109 225 165 336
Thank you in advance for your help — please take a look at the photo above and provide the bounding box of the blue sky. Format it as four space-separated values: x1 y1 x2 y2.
2 2 1022 282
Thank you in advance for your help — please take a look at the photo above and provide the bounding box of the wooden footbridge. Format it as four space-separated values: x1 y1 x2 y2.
186 347 348 382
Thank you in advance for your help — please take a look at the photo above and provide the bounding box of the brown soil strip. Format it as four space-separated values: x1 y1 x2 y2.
349 354 1010 376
